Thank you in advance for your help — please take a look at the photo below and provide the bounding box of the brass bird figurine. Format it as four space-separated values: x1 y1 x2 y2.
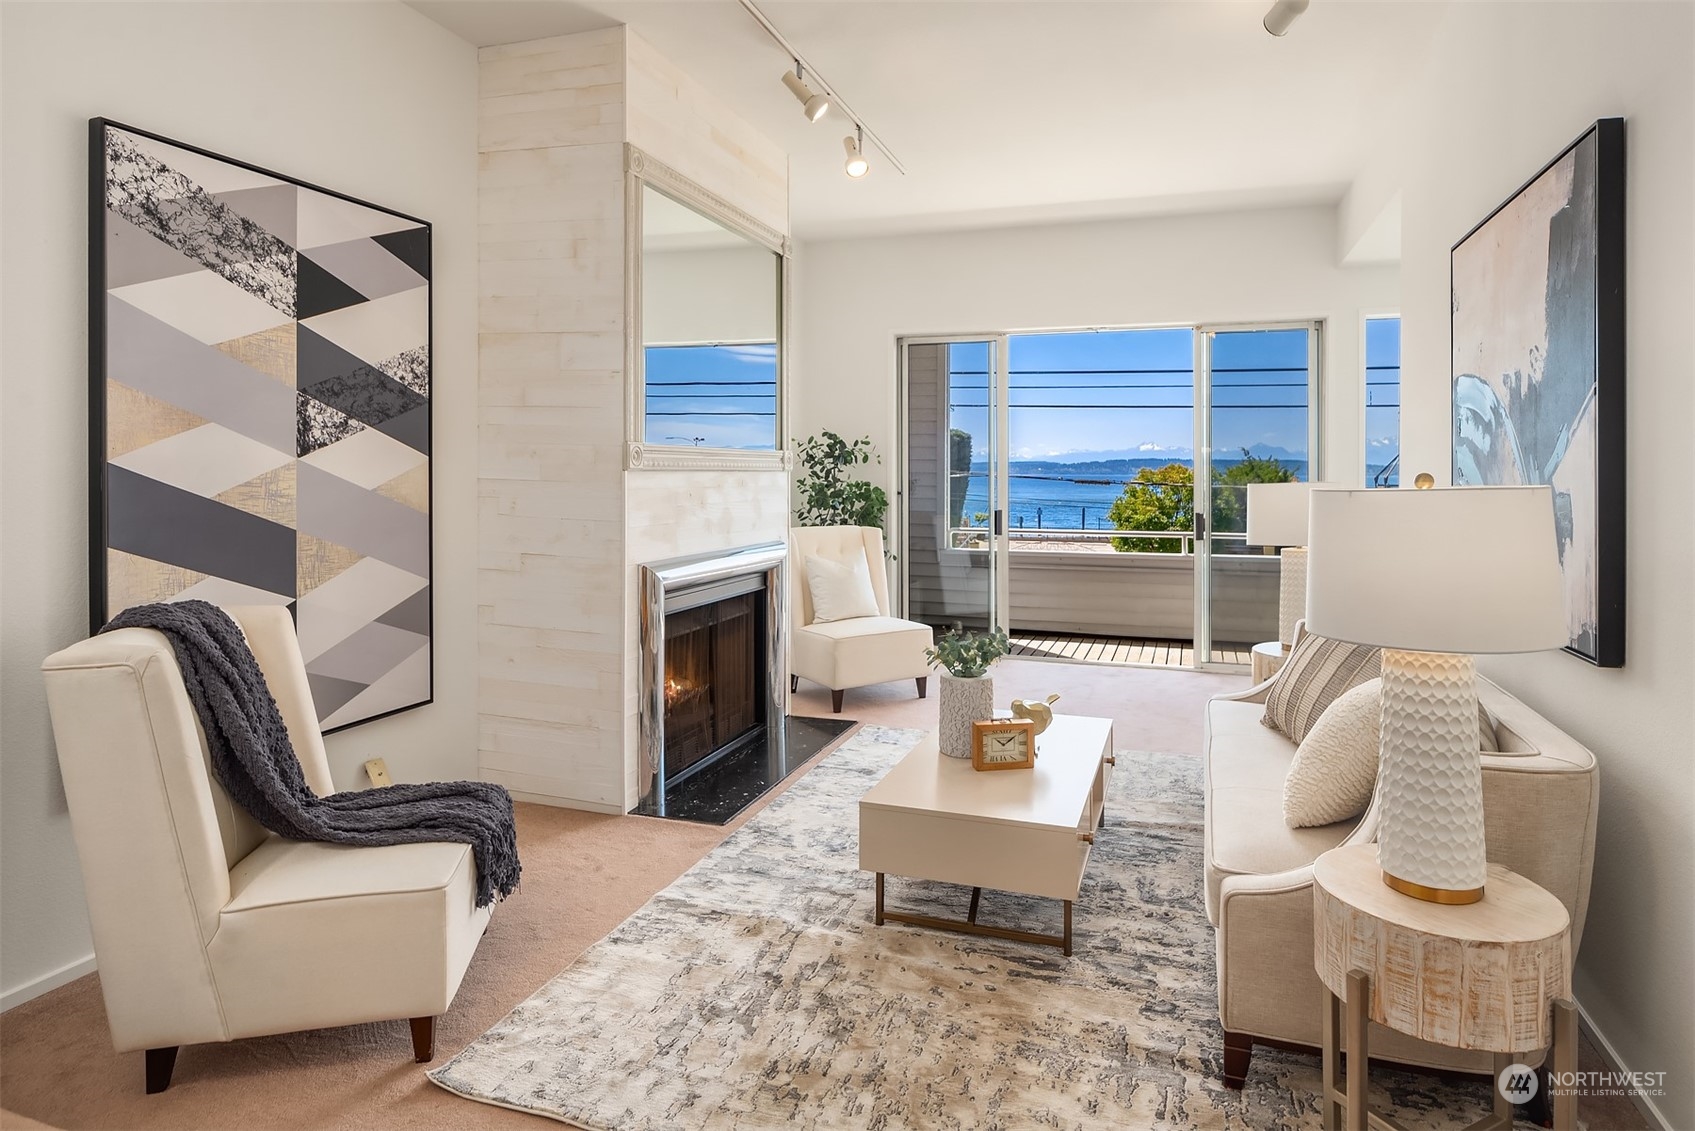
1010 693 1061 735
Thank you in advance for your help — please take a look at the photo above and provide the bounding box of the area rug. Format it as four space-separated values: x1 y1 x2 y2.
430 726 1508 1129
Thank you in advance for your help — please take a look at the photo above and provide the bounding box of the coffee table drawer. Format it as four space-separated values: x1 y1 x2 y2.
860 807 1092 902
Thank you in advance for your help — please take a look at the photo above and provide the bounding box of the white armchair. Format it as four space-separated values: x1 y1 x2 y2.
789 526 934 713
40 606 492 1093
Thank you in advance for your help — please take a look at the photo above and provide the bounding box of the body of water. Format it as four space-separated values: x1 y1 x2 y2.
958 474 1129 531
950 458 1390 533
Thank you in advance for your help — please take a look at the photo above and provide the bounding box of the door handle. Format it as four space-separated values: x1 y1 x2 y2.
993 509 1004 536
1195 510 1207 540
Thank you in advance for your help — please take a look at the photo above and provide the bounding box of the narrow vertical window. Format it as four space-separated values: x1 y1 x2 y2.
1365 317 1401 487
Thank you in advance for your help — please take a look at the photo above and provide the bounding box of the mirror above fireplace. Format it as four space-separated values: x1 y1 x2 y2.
624 146 790 471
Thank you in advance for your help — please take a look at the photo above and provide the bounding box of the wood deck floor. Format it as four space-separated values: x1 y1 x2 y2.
1008 632 1252 668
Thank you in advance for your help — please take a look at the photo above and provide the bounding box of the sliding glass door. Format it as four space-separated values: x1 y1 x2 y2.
900 323 1318 670
899 338 1008 632
1195 323 1320 667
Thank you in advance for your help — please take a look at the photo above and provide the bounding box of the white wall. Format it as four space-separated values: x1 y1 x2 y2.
0 1 478 1008
791 205 1400 512
476 27 790 815
1357 4 1693 1126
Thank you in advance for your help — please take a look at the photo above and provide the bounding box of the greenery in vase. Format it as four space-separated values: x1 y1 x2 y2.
792 431 890 529
925 624 1012 680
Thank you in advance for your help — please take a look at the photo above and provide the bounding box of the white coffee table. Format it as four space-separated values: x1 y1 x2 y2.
858 714 1115 955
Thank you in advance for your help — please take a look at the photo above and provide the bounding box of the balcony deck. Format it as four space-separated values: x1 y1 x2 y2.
1008 631 1253 668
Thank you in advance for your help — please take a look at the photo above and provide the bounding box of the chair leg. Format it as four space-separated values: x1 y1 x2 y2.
916 676 928 699
1223 1031 1252 1089
790 674 798 693
145 1046 178 1094
831 689 845 713
410 1016 436 1063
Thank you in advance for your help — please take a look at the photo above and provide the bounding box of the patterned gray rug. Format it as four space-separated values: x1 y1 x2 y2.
430 725 1509 1129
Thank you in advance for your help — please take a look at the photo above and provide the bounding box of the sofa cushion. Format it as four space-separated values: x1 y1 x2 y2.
1281 679 1503 828
1284 679 1381 828
792 616 933 690
1204 697 1356 919
211 836 491 1039
1262 631 1381 743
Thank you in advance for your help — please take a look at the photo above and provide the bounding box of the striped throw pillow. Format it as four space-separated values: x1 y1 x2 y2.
1262 632 1382 744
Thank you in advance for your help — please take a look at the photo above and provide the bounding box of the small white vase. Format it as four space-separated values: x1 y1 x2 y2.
938 673 994 758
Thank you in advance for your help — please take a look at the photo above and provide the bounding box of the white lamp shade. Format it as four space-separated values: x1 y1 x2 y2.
1246 481 1313 547
1305 485 1566 654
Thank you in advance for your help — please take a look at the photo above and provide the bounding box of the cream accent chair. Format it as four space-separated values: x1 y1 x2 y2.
789 526 934 713
40 606 492 1094
1203 627 1599 1087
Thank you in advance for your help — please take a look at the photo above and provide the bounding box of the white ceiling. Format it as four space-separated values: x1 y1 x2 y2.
410 0 1448 241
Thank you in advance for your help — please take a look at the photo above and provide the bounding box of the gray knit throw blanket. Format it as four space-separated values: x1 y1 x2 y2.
103 600 520 907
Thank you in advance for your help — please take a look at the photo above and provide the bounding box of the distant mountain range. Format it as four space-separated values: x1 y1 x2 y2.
973 444 1308 477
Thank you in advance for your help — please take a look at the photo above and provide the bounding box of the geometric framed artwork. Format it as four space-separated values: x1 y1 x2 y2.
89 119 433 729
1451 117 1625 668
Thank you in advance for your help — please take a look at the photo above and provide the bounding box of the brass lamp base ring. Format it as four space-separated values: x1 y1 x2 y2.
1382 870 1485 905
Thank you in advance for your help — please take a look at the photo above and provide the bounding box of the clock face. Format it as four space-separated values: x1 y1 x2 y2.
982 732 1027 763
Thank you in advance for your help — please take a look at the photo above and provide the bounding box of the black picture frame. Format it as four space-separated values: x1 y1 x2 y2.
1451 117 1625 668
90 119 437 729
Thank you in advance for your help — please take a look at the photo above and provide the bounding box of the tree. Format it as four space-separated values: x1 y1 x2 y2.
947 428 974 532
1212 449 1296 534
1107 464 1193 553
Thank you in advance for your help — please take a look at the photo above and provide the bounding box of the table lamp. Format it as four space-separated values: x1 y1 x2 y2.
1305 484 1565 904
1246 481 1317 650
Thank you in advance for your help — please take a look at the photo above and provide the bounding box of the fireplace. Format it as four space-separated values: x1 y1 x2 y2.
662 589 763 780
637 542 787 818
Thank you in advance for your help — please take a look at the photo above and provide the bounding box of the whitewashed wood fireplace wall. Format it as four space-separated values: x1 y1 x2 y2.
478 27 792 812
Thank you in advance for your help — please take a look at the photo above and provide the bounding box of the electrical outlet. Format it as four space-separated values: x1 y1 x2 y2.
363 758 393 788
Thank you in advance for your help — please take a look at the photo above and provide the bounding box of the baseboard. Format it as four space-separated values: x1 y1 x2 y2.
1 953 97 1013
1577 999 1674 1131
505 788 623 814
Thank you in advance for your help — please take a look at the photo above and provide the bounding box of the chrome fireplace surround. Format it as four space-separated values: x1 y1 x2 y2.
637 541 787 816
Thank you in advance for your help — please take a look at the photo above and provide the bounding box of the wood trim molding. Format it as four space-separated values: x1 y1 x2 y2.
625 442 792 471
623 143 792 472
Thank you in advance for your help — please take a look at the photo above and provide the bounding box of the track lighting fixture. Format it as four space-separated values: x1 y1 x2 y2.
781 64 830 122
843 127 869 178
739 0 904 175
1262 0 1310 36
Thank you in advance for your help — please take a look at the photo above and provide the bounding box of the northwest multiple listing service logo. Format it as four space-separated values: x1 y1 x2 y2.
1498 1062 1670 1105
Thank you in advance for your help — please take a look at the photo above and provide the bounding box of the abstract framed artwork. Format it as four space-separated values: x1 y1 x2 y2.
1451 117 1625 668
89 119 433 730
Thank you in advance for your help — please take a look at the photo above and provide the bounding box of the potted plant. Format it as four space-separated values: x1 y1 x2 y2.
925 624 1012 758
792 431 889 529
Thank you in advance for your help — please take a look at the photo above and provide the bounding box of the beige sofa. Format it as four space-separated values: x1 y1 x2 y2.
1203 660 1599 1086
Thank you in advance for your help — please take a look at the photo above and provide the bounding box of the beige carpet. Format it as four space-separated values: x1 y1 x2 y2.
0 661 1646 1130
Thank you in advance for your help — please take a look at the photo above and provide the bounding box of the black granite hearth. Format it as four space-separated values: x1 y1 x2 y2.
632 715 856 826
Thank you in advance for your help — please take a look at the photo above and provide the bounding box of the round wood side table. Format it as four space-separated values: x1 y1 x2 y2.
1251 640 1287 683
1312 844 1577 1131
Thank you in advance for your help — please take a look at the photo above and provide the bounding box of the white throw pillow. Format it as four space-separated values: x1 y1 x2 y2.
1284 678 1382 829
1284 679 1507 828
806 554 879 622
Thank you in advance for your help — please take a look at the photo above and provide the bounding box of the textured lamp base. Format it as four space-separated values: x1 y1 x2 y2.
1277 547 1307 650
1377 649 1487 903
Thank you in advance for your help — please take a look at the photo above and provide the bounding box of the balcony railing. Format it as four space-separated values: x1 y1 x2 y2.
949 527 1253 555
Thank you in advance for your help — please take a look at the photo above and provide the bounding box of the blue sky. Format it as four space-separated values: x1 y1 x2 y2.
948 327 1313 462
644 343 777 448
643 324 1400 465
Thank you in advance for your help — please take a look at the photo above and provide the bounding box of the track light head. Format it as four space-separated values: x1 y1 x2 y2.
843 130 869 178
781 68 830 122
1262 0 1310 36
